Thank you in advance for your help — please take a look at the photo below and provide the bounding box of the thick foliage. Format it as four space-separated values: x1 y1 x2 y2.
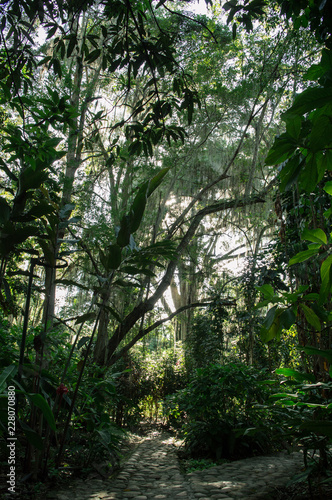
267 366 332 482
185 299 229 371
165 362 275 460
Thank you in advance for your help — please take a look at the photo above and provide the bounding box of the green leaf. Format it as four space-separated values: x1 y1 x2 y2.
269 392 298 400
87 49 101 63
129 190 148 233
303 63 326 82
301 228 327 245
147 167 170 197
27 203 55 219
77 336 90 349
319 253 332 304
260 306 281 343
19 420 44 450
99 244 122 271
280 308 296 330
117 214 131 248
289 247 320 265
299 420 332 438
256 284 274 299
19 166 48 191
309 115 332 152
52 58 62 78
28 393 56 431
0 197 11 223
54 279 90 291
275 368 315 383
121 266 155 277
285 115 302 140
46 25 57 40
299 303 321 331
75 312 97 324
279 155 303 192
299 153 319 192
232 22 237 40
117 168 170 247
0 365 17 392
67 35 77 58
265 134 296 165
59 203 75 219
286 87 332 116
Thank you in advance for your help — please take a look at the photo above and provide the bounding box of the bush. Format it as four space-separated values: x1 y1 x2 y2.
164 362 276 460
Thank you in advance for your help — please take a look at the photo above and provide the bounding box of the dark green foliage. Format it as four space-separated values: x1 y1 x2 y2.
0 316 125 480
110 347 187 427
165 363 275 460
266 366 332 481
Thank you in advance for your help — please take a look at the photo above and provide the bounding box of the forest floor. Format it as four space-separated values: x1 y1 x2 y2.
3 422 332 499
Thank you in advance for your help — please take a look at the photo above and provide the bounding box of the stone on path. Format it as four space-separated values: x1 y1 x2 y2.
47 430 303 500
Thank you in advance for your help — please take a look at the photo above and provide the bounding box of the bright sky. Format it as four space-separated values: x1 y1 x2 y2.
188 0 210 15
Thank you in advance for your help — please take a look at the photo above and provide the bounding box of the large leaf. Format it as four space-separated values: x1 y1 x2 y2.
19 420 44 450
19 166 48 191
261 305 295 343
265 134 297 165
117 168 170 247
301 346 332 365
285 115 302 140
28 393 56 431
279 155 303 192
129 167 170 233
324 179 332 195
309 114 332 152
256 284 275 299
279 308 296 330
319 253 332 305
75 312 97 325
121 265 155 277
285 87 332 117
289 245 321 265
260 306 281 343
301 228 327 245
99 244 122 271
0 197 11 223
116 214 131 248
129 189 148 233
146 167 170 196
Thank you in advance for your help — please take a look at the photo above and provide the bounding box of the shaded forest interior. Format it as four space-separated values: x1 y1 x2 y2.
1 0 332 498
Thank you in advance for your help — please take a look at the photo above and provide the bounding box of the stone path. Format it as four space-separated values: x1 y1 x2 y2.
47 430 304 500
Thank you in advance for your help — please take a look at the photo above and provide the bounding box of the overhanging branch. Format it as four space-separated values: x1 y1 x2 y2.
108 298 236 365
